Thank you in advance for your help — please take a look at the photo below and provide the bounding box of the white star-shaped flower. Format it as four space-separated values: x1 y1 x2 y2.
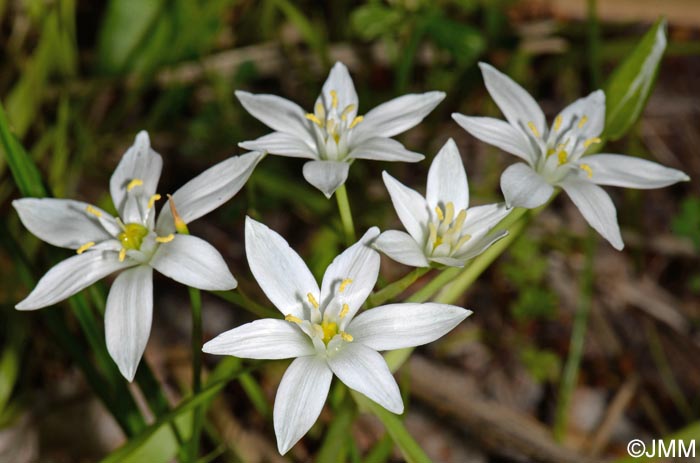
374 139 509 267
236 61 445 197
203 217 470 454
14 131 262 380
453 63 690 249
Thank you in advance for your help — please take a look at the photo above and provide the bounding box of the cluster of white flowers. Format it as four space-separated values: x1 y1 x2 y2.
13 62 688 454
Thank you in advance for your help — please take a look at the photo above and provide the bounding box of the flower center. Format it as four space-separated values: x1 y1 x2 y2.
118 223 149 250
320 320 338 345
427 202 471 256
305 89 364 160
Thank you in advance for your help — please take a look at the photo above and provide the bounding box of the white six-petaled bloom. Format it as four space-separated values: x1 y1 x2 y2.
203 217 470 454
236 61 445 198
13 131 262 381
374 139 510 268
453 62 690 250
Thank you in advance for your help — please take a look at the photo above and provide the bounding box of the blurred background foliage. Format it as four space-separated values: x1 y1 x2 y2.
0 0 699 462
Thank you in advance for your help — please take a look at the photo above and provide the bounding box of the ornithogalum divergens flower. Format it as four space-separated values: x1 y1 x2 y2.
453 63 690 249
203 217 470 454
14 131 262 380
374 139 509 267
236 62 445 198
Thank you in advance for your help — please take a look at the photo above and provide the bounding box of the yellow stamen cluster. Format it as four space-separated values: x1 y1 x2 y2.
429 202 471 254
76 242 95 255
557 150 568 165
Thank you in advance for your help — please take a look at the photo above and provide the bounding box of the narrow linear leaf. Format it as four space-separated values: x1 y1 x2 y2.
0 102 47 198
604 18 667 140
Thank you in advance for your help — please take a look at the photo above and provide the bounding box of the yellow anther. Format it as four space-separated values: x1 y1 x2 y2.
428 222 438 245
339 279 353 293
577 115 588 129
349 116 363 129
455 233 472 249
126 178 143 192
546 148 556 158
167 194 189 235
557 150 568 165
527 121 540 138
554 115 563 132
579 164 593 178
444 202 455 224
315 102 325 119
85 205 103 218
432 236 443 251
285 314 303 324
448 210 467 235
147 194 162 209
119 248 127 262
434 206 444 221
340 104 356 121
156 234 174 243
339 303 350 319
340 331 353 342
307 292 319 309
583 137 602 149
329 90 338 109
305 113 323 127
76 242 95 255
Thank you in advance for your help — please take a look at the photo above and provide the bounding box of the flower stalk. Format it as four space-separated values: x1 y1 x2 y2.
335 183 356 244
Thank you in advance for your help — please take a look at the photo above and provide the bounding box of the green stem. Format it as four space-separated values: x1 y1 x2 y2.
553 230 596 440
335 184 356 245
367 267 431 307
188 287 204 461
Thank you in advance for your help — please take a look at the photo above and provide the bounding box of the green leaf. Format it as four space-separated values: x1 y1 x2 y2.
604 18 667 141
0 102 47 198
100 372 242 463
351 392 431 463
350 4 403 40
424 13 485 66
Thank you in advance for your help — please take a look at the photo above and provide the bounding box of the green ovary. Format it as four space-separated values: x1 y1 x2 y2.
118 223 148 250
320 320 338 345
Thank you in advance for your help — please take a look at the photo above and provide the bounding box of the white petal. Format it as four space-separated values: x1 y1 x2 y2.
16 251 134 310
382 171 430 244
500 163 554 209
302 160 349 198
328 343 403 414
461 203 510 235
239 132 317 159
348 137 423 162
426 139 469 210
235 91 314 146
479 62 546 138
352 92 445 143
348 302 470 351
13 198 116 249
320 228 380 321
156 151 263 234
451 114 535 163
274 356 332 455
579 154 690 189
110 131 163 215
105 265 153 382
245 217 320 318
560 179 624 250
453 229 508 261
202 319 314 359
373 230 429 268
149 234 237 290
321 62 358 115
550 90 605 143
